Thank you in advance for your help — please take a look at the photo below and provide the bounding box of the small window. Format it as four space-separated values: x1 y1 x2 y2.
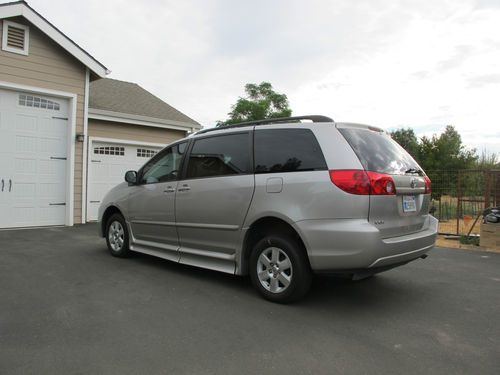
186 133 250 179
2 20 29 56
137 148 158 158
93 146 125 156
140 142 186 184
19 94 60 111
254 129 327 173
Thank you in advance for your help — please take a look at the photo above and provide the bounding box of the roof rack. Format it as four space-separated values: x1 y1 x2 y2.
196 115 334 135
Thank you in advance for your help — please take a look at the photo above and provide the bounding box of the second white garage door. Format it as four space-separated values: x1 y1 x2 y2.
87 141 163 221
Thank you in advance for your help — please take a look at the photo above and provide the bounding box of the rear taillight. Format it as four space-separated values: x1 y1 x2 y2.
424 176 431 194
329 170 370 195
329 170 396 195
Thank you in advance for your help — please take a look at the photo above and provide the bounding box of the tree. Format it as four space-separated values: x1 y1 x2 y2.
418 125 477 171
390 128 420 160
476 149 499 169
217 82 292 126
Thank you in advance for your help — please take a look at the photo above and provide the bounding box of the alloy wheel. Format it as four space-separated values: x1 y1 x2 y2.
108 221 125 252
257 247 293 293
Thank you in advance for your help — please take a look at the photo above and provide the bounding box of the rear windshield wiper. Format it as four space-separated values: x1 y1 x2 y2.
405 168 422 175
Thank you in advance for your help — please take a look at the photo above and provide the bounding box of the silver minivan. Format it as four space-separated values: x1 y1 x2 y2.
98 116 437 303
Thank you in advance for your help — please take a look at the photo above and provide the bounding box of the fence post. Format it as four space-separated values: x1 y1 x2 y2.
456 171 461 235
484 170 491 209
496 172 500 207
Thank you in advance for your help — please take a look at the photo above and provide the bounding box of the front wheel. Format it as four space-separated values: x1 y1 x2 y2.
105 214 131 258
250 234 312 303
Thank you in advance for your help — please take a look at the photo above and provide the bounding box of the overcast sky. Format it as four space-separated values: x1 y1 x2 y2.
20 0 500 154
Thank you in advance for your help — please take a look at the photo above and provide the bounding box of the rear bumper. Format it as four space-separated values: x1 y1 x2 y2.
294 215 438 272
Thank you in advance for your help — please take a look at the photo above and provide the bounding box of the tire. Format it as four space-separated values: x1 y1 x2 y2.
249 234 312 303
105 213 131 258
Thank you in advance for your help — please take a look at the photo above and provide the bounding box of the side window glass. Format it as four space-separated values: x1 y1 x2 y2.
140 142 186 184
186 133 250 179
254 129 327 173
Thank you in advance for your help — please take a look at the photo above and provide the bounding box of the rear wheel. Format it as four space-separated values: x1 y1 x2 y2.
105 214 131 258
250 234 312 303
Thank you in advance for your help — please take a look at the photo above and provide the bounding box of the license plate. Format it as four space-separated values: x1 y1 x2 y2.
402 195 417 212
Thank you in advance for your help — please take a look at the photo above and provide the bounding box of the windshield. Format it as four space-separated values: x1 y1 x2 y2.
338 127 423 175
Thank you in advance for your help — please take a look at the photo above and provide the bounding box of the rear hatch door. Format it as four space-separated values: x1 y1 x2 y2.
338 125 431 238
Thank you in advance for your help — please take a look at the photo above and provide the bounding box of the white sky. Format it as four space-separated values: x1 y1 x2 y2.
15 0 500 154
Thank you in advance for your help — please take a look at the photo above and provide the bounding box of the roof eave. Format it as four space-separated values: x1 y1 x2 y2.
0 1 109 77
88 107 202 132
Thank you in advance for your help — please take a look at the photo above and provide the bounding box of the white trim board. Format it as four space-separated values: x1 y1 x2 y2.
81 68 90 223
0 2 109 77
0 79 77 227
89 136 167 149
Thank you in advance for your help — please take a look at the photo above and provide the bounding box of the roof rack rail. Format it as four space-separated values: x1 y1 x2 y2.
196 115 334 135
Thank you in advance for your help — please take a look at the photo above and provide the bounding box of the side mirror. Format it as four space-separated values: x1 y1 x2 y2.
125 170 137 185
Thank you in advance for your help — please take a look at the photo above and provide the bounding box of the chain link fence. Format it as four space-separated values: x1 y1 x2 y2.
427 169 500 235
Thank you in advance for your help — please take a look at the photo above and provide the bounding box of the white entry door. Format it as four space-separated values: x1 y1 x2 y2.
87 141 163 221
0 88 69 228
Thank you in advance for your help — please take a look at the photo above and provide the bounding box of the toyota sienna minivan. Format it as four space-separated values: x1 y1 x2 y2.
98 115 437 303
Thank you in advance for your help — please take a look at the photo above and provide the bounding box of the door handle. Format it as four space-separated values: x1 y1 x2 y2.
1 179 3 192
163 186 175 193
9 179 12 192
177 184 190 192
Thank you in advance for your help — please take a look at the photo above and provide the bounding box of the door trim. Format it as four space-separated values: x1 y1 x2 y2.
0 80 77 227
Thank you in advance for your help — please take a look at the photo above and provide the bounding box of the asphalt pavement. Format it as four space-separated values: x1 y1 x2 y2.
0 224 499 374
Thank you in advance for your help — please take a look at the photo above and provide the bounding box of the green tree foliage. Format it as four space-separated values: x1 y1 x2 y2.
217 82 292 126
476 150 499 169
391 125 480 200
390 128 420 160
391 125 478 171
418 125 477 171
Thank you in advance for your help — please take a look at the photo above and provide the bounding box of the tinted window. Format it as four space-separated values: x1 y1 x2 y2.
140 142 186 184
254 129 327 173
186 133 250 179
339 128 421 175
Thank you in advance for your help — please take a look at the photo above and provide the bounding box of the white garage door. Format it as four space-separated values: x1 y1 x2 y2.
0 88 69 229
87 141 162 221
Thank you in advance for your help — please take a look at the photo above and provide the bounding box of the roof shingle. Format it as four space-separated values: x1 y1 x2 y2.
89 78 199 126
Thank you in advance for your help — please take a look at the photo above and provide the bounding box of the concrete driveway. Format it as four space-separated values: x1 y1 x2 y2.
0 224 499 374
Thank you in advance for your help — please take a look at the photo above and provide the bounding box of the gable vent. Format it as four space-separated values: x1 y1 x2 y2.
7 25 25 49
2 21 29 55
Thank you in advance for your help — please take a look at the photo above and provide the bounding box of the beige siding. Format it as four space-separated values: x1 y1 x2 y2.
88 119 186 144
0 18 86 224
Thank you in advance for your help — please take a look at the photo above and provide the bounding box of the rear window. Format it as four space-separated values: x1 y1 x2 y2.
338 128 421 175
254 129 327 173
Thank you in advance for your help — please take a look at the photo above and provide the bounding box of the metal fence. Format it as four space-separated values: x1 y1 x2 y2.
427 169 500 235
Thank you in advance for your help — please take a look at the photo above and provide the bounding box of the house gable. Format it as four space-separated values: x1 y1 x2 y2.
0 1 108 77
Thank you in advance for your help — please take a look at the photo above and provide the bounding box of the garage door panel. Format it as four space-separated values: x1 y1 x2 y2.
15 135 38 154
39 182 66 200
91 163 109 181
14 157 37 174
89 183 110 199
40 116 65 134
39 206 66 225
39 159 65 178
87 142 163 221
15 114 37 132
0 88 68 228
13 207 35 225
13 182 36 199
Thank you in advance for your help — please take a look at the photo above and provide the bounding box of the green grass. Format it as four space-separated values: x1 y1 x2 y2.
459 235 480 246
